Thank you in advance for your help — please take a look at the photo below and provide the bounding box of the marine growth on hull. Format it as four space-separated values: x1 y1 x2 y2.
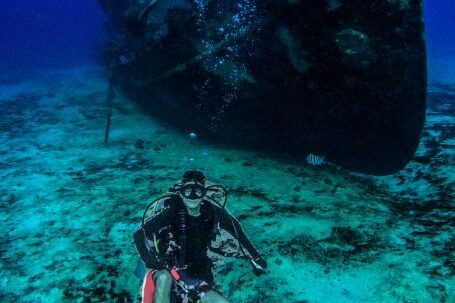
98 0 427 175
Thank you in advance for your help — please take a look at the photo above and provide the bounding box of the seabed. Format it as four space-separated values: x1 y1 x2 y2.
0 66 453 302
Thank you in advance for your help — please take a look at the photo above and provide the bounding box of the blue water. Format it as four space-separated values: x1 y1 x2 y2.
425 0 455 60
0 0 454 80
0 0 106 77
425 0 455 83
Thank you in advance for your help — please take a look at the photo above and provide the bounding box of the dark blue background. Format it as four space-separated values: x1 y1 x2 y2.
425 0 455 59
0 0 106 76
0 0 453 79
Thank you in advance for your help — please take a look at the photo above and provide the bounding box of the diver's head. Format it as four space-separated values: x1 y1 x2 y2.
179 170 206 213
181 170 206 186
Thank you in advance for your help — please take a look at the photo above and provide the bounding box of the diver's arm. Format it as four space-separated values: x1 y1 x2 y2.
133 207 173 269
217 208 267 274
133 226 162 268
217 208 263 260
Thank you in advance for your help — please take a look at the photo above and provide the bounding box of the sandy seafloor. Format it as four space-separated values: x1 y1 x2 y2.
0 66 453 303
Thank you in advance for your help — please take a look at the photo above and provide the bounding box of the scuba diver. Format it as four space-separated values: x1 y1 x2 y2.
133 170 267 303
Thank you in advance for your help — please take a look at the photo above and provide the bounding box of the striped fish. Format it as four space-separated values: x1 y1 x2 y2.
306 154 326 166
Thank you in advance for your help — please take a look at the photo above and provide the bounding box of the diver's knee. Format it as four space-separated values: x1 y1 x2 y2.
154 270 172 288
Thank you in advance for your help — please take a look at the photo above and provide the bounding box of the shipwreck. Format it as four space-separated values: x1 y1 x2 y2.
98 0 427 175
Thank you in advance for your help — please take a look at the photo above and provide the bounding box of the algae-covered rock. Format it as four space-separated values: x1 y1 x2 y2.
98 0 427 175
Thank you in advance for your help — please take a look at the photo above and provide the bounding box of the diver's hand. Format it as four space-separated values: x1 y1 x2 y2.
251 257 267 276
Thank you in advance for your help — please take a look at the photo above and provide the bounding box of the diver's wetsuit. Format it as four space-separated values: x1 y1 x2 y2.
133 195 261 285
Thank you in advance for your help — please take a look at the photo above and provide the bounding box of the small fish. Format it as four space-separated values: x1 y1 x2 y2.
306 154 326 166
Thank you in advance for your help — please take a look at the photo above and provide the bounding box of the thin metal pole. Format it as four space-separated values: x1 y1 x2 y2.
104 75 115 146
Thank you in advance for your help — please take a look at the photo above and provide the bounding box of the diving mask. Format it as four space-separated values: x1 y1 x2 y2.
179 183 206 200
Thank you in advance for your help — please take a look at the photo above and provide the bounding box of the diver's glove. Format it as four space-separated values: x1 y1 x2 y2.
251 256 267 276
